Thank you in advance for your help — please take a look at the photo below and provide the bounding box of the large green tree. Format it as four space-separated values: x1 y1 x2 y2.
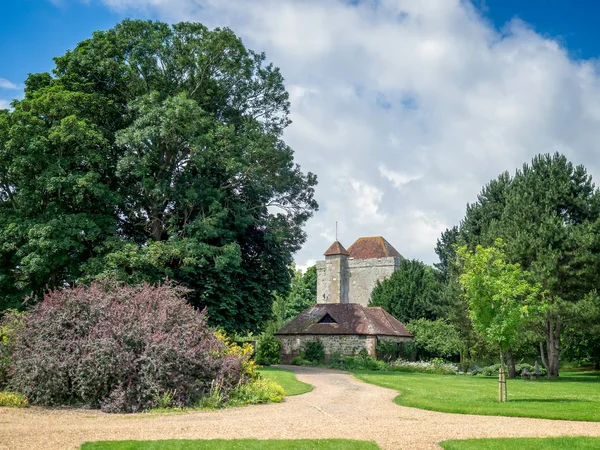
0 20 317 334
369 259 441 323
437 153 600 378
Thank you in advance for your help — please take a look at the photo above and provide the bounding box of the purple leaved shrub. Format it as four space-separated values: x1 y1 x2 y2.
9 280 248 412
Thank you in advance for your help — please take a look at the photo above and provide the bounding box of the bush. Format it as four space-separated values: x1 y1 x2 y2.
256 334 281 365
406 319 461 360
229 378 285 406
0 310 26 390
389 359 459 375
303 341 325 363
376 340 398 362
290 355 311 366
9 280 250 413
470 363 548 377
0 391 29 407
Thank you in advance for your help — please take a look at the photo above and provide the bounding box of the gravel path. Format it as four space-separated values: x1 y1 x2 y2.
2 365 600 450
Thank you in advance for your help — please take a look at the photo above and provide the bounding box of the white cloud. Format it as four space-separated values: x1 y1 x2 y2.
97 0 600 266
0 78 18 90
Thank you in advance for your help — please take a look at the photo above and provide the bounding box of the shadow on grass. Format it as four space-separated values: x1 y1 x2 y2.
508 398 590 403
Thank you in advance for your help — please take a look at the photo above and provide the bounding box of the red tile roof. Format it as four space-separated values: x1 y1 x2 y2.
275 303 412 337
347 236 403 259
323 240 350 256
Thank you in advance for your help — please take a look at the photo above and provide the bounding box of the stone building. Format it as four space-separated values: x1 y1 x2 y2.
316 236 405 306
276 236 412 362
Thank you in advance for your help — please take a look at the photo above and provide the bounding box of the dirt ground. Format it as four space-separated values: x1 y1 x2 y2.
2 365 600 450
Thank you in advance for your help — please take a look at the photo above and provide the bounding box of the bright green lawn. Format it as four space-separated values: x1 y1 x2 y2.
440 437 600 450
81 439 379 450
354 371 600 421
258 366 312 396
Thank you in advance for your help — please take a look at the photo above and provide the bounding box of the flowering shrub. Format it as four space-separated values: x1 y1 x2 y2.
195 378 284 410
9 280 250 413
389 358 459 375
0 391 29 407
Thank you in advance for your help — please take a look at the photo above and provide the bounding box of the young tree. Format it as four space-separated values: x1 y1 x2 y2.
370 259 441 323
0 20 318 333
457 240 541 401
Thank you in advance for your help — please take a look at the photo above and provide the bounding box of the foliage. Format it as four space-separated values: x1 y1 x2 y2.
9 281 249 412
214 330 257 379
228 378 285 406
397 341 418 361
370 259 441 323
470 363 547 377
457 240 541 354
81 439 382 450
440 153 600 378
0 310 26 389
0 20 318 334
266 265 317 334
256 334 281 366
440 437 600 450
290 355 311 366
0 391 29 407
302 341 325 364
355 371 600 421
375 340 398 362
406 319 462 360
257 367 312 396
389 359 459 375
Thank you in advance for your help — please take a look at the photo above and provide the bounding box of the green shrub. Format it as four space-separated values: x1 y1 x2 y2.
229 378 285 406
406 319 461 360
303 341 325 363
256 334 280 365
0 310 26 390
471 363 548 377
398 341 417 361
375 340 398 362
0 391 29 407
290 355 310 366
389 359 459 375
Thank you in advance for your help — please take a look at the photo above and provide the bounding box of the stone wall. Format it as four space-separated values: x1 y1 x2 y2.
277 334 416 363
346 257 401 306
316 256 401 306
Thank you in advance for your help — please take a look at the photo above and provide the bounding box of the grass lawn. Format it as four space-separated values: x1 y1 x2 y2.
353 371 600 421
81 439 379 450
258 366 312 396
440 437 600 449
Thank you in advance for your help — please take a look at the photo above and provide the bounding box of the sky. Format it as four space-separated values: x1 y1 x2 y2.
2 0 600 269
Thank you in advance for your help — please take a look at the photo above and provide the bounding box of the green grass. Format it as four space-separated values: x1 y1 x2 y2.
81 439 379 450
258 366 313 396
440 437 600 450
353 371 600 421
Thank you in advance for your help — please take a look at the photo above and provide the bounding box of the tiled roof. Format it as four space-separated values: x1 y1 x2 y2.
323 240 350 256
347 236 403 259
275 303 412 337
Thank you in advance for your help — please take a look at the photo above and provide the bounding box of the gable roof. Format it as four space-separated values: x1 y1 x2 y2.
323 240 350 256
275 303 412 337
347 236 403 259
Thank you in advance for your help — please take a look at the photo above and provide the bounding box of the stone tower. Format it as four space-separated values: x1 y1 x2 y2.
316 236 404 306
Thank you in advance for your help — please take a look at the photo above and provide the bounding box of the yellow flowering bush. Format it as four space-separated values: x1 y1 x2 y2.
0 392 29 408
214 330 257 378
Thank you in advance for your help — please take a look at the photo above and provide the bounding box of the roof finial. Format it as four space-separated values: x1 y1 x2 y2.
335 221 338 241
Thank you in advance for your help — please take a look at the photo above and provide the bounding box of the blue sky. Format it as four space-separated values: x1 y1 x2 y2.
2 0 600 266
2 1 599 103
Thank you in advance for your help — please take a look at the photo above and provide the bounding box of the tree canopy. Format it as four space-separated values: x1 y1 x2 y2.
437 153 600 377
0 20 317 334
369 259 441 323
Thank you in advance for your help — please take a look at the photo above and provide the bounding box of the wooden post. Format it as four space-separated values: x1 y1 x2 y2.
498 366 507 402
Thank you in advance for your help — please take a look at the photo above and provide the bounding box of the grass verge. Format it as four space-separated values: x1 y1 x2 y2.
258 366 312 396
440 437 600 449
353 371 600 421
81 439 380 449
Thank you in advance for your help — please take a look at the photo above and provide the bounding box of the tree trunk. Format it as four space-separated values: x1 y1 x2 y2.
505 349 516 379
539 341 548 370
545 319 561 379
